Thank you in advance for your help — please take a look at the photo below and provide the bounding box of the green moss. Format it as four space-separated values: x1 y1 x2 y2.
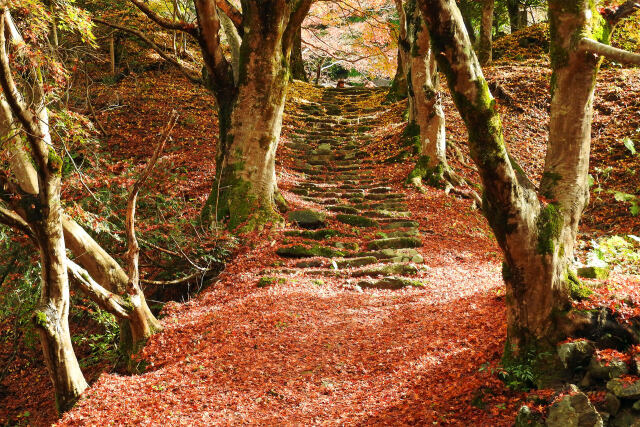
33 311 48 328
567 269 593 300
283 229 343 240
408 155 445 188
335 214 378 228
276 245 346 258
257 276 286 288
536 203 563 255
48 148 63 174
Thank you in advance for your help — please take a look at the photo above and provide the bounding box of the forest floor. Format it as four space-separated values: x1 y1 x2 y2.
2 61 640 425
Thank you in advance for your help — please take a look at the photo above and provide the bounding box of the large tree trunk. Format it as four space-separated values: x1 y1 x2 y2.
201 2 304 231
405 0 447 187
417 0 572 362
478 0 494 65
290 27 307 81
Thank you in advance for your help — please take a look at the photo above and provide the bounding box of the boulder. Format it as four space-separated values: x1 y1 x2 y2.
607 377 640 399
557 340 595 370
588 356 629 380
514 405 544 427
546 385 603 427
577 266 610 280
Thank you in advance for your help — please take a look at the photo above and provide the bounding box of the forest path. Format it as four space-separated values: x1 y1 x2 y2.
59 86 518 426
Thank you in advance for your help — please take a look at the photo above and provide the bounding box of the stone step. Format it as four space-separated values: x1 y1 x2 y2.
350 263 419 278
351 248 424 263
276 245 347 258
358 276 423 290
367 237 422 250
283 228 346 240
335 214 379 228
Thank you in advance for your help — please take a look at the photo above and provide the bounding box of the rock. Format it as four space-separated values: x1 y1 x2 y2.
288 209 327 229
514 405 544 427
608 377 640 399
335 256 378 269
276 245 345 258
367 237 422 250
351 263 419 277
611 409 640 427
284 229 343 240
546 385 603 427
358 276 423 290
335 242 359 251
295 259 324 268
315 143 332 154
257 276 285 288
605 392 621 416
588 356 629 380
383 220 419 229
327 205 360 214
335 214 378 228
557 340 595 370
577 266 610 280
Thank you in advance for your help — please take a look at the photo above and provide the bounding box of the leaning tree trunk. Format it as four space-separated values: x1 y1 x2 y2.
417 0 574 362
201 3 296 231
405 0 447 188
478 0 494 65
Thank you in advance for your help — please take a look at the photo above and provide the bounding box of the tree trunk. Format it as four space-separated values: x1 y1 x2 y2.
109 34 116 76
290 27 307 81
458 0 477 42
201 2 297 231
32 167 88 413
388 0 409 100
315 58 324 85
507 0 522 33
417 0 572 363
405 0 447 187
478 0 494 65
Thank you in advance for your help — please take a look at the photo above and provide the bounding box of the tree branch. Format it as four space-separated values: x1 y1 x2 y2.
93 18 203 85
602 1 640 26
215 0 243 34
67 259 132 319
127 0 198 34
125 112 179 293
283 0 314 54
579 38 640 65
0 205 34 241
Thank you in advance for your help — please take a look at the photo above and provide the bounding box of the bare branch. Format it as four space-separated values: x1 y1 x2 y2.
579 38 640 65
602 1 640 26
125 112 179 293
141 270 211 286
0 205 34 240
67 259 132 319
93 18 203 85
127 0 198 34
215 0 243 34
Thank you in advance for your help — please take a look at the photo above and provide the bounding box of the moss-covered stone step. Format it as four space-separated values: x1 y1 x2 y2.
351 263 419 278
276 245 346 258
358 276 423 290
364 193 405 201
283 228 345 240
290 188 309 196
295 259 325 268
361 210 411 219
334 256 378 269
383 220 420 230
367 237 422 250
368 187 393 194
335 214 379 228
375 229 420 238
354 248 424 263
287 209 327 229
327 205 360 214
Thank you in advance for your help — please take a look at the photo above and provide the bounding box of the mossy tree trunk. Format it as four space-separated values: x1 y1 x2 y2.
290 27 307 81
0 11 87 411
478 0 494 65
162 0 311 232
418 0 640 363
404 0 448 188
388 0 409 101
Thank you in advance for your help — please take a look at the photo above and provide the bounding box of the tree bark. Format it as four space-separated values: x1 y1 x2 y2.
199 0 312 231
290 27 307 81
405 0 447 188
388 0 409 100
507 0 522 33
478 0 494 65
417 0 569 361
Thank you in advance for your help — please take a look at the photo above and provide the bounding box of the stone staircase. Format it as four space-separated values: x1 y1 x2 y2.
274 86 425 290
